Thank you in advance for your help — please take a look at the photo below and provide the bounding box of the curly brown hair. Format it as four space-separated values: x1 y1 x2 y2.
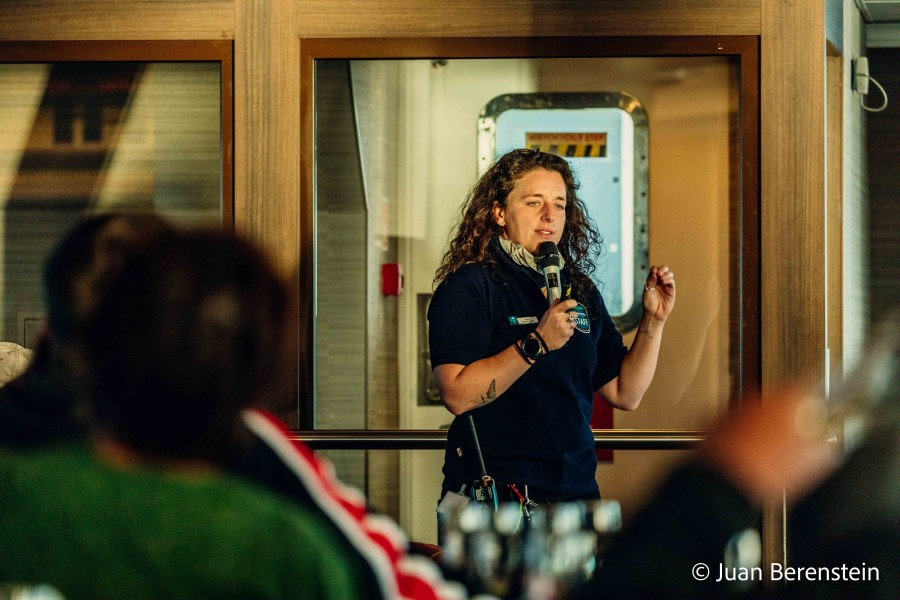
434 148 603 299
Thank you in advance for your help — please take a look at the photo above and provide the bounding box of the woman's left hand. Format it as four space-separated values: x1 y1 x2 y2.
642 265 675 322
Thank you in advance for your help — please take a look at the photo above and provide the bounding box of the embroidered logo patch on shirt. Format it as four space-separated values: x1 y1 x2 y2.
507 315 539 326
568 303 590 333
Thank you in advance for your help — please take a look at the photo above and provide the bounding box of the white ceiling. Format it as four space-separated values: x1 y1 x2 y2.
858 0 900 22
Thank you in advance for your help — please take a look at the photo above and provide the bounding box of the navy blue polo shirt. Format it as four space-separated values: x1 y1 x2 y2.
428 238 627 498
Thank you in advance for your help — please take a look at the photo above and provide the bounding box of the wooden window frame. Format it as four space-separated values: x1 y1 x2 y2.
298 36 760 446
0 40 235 228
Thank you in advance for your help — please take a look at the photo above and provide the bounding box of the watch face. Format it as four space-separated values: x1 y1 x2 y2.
522 336 543 359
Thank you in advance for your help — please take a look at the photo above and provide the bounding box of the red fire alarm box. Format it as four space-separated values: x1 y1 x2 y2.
382 263 404 296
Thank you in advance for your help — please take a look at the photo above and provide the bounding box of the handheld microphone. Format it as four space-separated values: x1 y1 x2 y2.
536 242 562 305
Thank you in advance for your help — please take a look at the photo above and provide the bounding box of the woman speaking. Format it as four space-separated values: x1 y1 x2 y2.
429 148 675 510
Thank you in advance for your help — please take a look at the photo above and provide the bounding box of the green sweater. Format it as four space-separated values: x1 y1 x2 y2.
0 444 366 599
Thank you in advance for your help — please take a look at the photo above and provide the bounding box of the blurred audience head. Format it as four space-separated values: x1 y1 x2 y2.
0 213 174 447
83 228 293 463
43 212 172 349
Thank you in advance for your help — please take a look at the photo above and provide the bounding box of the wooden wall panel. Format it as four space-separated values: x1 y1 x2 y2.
760 0 826 569
296 0 759 37
234 0 300 273
761 0 826 387
0 1 234 40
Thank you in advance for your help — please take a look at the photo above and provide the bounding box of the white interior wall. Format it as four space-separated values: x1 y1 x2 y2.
842 0 869 368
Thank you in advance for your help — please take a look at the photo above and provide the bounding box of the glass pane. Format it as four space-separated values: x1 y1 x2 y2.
0 61 223 347
312 55 739 540
313 56 739 432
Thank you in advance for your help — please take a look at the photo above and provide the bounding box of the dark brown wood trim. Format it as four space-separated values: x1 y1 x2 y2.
300 35 756 60
0 40 232 62
298 42 315 429
740 36 762 403
220 42 235 230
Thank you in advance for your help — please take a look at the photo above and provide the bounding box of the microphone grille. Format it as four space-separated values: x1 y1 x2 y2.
536 242 561 268
538 241 558 257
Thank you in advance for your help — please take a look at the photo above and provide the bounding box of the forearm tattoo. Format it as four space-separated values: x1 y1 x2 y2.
480 379 497 405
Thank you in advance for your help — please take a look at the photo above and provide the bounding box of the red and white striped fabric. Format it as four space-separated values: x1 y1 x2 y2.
241 409 466 600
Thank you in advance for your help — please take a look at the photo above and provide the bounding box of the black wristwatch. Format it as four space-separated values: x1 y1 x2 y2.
520 331 548 362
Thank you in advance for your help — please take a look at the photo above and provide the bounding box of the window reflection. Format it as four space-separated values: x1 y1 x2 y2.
0 61 223 347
